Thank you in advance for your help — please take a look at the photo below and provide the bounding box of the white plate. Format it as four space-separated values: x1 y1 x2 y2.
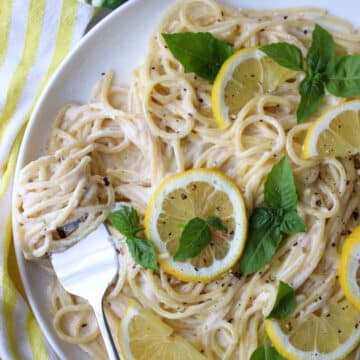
12 0 359 358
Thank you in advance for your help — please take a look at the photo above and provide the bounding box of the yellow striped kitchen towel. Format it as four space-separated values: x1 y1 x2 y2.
0 0 127 359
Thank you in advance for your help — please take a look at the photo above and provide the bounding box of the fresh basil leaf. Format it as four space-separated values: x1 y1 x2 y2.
206 215 228 232
297 74 325 123
260 43 304 71
264 157 297 212
250 346 267 360
306 24 335 76
100 0 127 10
126 237 159 272
174 217 211 261
162 32 233 83
250 339 286 360
109 206 159 271
281 210 307 234
326 55 360 97
238 208 283 276
108 206 140 238
267 281 296 319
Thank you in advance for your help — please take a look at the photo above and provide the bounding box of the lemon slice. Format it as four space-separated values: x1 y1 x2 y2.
211 47 296 128
265 297 360 360
339 225 360 310
144 168 247 283
303 100 360 159
118 301 206 360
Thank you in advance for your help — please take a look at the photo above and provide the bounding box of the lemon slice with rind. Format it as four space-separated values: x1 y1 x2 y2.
339 225 360 310
144 168 247 283
211 47 296 128
303 100 360 159
265 297 360 360
118 301 206 360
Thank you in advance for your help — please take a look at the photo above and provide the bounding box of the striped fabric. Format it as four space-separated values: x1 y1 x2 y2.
0 0 125 359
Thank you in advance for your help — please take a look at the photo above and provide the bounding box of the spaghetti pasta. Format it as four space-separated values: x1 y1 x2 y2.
14 0 360 358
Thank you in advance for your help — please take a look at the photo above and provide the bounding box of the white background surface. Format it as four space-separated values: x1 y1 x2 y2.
13 0 359 358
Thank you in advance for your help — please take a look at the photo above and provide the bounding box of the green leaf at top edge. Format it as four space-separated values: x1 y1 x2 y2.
266 281 297 319
162 32 233 83
306 24 335 76
326 54 360 97
173 217 212 261
296 74 325 123
264 156 298 212
206 215 228 232
100 0 127 10
260 42 304 71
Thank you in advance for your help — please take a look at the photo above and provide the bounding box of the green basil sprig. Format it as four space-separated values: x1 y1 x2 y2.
260 24 360 123
174 215 227 261
108 206 159 271
238 157 306 275
250 281 296 359
267 281 297 319
162 32 233 83
250 337 286 360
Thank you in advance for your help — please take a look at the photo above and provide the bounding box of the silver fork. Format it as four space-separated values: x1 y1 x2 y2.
51 223 120 360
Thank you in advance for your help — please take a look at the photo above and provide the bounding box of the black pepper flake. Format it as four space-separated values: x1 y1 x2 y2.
199 98 204 103
194 267 199 272
316 199 322 207
353 210 359 220
103 177 110 186
260 28 265 32
168 232 172 236
81 323 88 328
331 243 336 247
293 242 298 247
229 230 234 235
304 29 308 34
101 72 105 76
233 272 242 279
151 66 155 70
283 15 288 19
56 228 66 239
181 193 187 200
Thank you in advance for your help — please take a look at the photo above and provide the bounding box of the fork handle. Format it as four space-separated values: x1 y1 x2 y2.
92 299 121 360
